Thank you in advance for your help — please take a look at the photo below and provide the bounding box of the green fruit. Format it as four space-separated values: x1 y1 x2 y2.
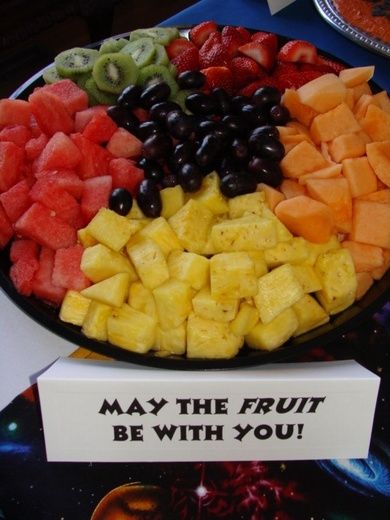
137 64 178 97
153 44 169 66
85 77 117 105
129 27 179 45
54 47 99 77
120 38 156 68
42 65 64 84
92 52 139 94
99 37 128 54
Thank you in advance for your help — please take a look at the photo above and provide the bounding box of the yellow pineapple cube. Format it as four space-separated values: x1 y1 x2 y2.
167 250 209 290
254 263 305 324
86 208 134 251
81 243 137 283
315 248 357 314
211 215 277 252
210 252 257 299
292 294 329 336
82 301 112 341
191 171 229 215
127 218 149 237
160 185 185 219
245 307 298 351
230 302 259 336
168 199 214 253
107 304 156 353
247 251 268 277
261 207 293 242
187 313 244 359
59 290 91 326
264 237 310 268
80 272 130 307
127 199 146 219
192 286 239 322
77 227 98 248
303 235 341 266
228 191 265 219
155 323 186 355
291 264 322 293
126 238 169 290
128 281 157 320
153 278 192 330
138 217 182 257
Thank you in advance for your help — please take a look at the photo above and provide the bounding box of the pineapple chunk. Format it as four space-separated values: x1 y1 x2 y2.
168 199 214 253
191 171 229 215
247 251 268 277
211 214 277 252
77 227 98 248
187 313 244 359
153 278 192 330
81 244 137 283
210 252 257 299
127 218 149 237
82 301 112 341
107 304 156 353
230 302 259 336
264 237 310 268
128 281 157 320
291 264 322 293
315 248 357 314
254 263 305 324
167 250 209 290
155 323 186 355
228 191 265 219
261 207 293 242
192 286 239 322
245 307 298 351
292 294 329 336
303 235 341 266
160 185 185 219
86 208 134 251
80 272 130 307
126 238 169 290
138 217 182 257
59 290 91 326
127 199 147 219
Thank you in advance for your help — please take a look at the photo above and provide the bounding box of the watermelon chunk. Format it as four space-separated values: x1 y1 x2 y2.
0 125 32 147
0 99 32 127
25 133 49 161
0 203 13 248
10 238 39 263
81 175 112 222
82 111 118 144
52 244 91 291
0 179 31 222
10 255 40 296
33 170 84 199
43 80 89 116
71 133 112 179
0 141 24 192
108 158 144 195
106 128 143 159
15 202 77 249
32 247 66 305
28 88 74 136
34 132 82 172
29 181 82 227
74 105 108 133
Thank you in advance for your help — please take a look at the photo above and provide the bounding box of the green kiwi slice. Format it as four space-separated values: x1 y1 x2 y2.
54 47 99 77
173 89 194 114
129 27 179 45
153 44 169 66
120 38 156 68
85 77 117 105
92 52 139 94
137 64 178 97
99 37 128 54
75 72 92 90
42 65 64 84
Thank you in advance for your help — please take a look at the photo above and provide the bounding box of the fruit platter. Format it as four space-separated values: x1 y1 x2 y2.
0 23 389 369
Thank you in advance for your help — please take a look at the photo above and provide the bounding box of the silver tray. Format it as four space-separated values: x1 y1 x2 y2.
313 0 390 58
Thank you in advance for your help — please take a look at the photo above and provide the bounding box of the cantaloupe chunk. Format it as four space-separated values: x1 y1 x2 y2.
297 73 347 113
339 66 375 87
345 89 355 110
357 189 390 203
282 89 318 126
352 82 372 102
280 133 312 153
342 240 384 272
357 130 371 144
257 183 285 211
305 177 352 233
361 104 390 141
280 179 306 199
274 195 334 244
298 164 342 185
350 199 390 249
277 125 298 136
355 272 374 300
372 91 390 114
320 141 333 163
328 133 366 162
366 141 390 187
342 156 377 197
280 140 329 178
371 249 390 280
286 121 312 136
353 94 373 120
310 103 361 143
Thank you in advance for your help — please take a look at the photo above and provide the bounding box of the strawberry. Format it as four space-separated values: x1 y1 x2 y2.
166 38 197 59
277 40 318 64
189 21 219 48
201 66 234 94
278 69 323 89
171 47 200 74
251 31 278 55
238 41 275 71
199 33 230 68
273 60 299 78
315 55 346 74
221 26 245 57
230 56 263 88
239 76 285 97
236 26 252 43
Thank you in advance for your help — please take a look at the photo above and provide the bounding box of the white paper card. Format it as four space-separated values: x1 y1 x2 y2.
38 357 379 462
267 0 297 15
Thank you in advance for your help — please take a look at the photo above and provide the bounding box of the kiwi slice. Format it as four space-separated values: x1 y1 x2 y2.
99 37 128 54
153 44 169 66
76 72 92 90
129 27 179 45
85 77 117 105
137 64 178 97
54 47 99 77
92 52 139 94
120 38 156 68
173 89 194 114
42 65 64 84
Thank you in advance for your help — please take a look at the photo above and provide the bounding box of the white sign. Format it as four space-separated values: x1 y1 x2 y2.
267 0 297 15
38 357 379 462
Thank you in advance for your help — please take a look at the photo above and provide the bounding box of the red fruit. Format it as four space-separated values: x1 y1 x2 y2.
236 26 251 43
25 133 49 161
10 255 40 296
315 55 346 74
71 133 112 179
166 37 197 59
28 88 74 136
52 244 91 291
278 40 318 64
82 111 117 144
43 79 89 116
32 247 66 306
80 175 112 222
221 26 246 57
35 132 82 172
0 99 32 128
0 125 32 147
238 76 286 96
171 47 200 73
273 60 299 79
108 158 144 196
106 128 143 159
0 202 13 248
29 181 81 227
278 69 323 89
251 31 278 55
33 170 84 199
10 239 39 263
74 106 108 133
230 56 263 88
201 66 234 94
189 21 219 48
238 41 275 70
199 37 230 68
0 141 24 193
0 180 31 222
132 107 148 123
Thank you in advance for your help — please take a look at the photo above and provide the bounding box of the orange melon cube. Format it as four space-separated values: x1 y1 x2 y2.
328 133 366 162
341 240 384 272
371 249 390 280
286 121 312 136
310 103 361 143
280 133 312 153
298 164 342 185
280 140 329 179
366 140 390 187
357 189 390 203
280 179 307 199
297 73 347 113
277 125 298 137
372 91 390 114
360 104 390 141
339 66 375 87
350 199 390 249
356 130 371 144
342 157 377 198
352 82 372 102
345 89 355 110
257 183 285 211
320 141 333 163
355 272 374 300
353 94 373 120
282 89 318 126
274 195 334 244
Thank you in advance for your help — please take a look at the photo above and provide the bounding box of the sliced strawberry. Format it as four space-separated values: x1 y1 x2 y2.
199 34 230 68
236 26 251 43
171 46 200 74
238 41 274 71
166 37 197 59
315 55 346 74
221 26 245 57
201 66 234 94
273 60 299 78
230 56 263 88
251 31 278 55
238 76 286 97
278 69 323 89
189 21 219 48
278 40 318 64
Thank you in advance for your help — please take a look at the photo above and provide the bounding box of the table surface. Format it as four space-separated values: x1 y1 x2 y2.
0 1 389 519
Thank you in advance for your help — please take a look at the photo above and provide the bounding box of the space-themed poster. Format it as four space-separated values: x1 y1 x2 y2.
0 301 389 520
